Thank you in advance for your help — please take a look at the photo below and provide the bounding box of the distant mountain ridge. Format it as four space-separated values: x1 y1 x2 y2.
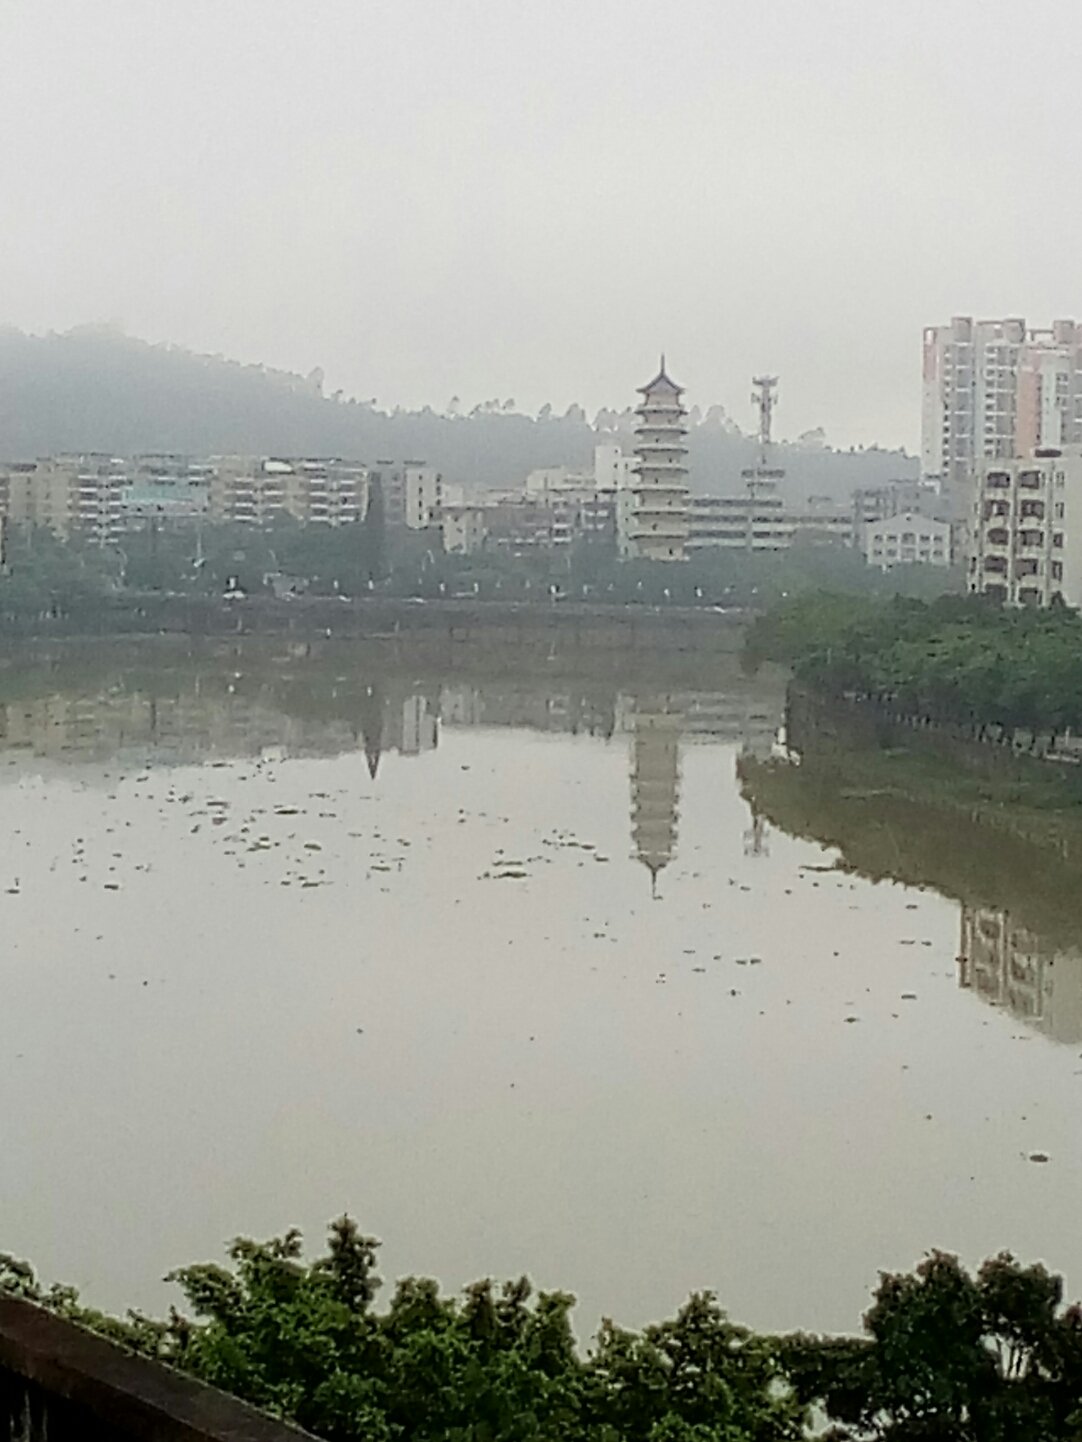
0 326 916 501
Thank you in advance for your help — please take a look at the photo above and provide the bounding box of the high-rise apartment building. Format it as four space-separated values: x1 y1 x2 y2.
921 317 1082 520
967 446 1082 607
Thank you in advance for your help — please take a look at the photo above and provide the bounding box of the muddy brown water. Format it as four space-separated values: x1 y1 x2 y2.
2 642 1081 1340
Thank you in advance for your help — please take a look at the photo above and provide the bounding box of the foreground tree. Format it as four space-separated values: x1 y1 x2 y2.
781 1251 1082 1440
7 1232 1082 1439
1 1218 802 1441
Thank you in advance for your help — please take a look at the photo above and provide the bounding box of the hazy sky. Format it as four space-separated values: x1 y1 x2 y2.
1 0 1076 448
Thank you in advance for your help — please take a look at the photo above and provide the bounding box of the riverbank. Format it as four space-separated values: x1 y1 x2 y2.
783 685 1082 850
740 688 1082 948
744 590 1082 752
0 592 750 656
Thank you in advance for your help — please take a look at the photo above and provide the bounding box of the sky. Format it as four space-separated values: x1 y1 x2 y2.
0 0 1077 449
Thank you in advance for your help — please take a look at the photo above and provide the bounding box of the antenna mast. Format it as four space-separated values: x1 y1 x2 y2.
751 375 779 466
740 375 785 551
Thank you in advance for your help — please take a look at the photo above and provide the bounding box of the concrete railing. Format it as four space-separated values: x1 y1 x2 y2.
0 1297 318 1441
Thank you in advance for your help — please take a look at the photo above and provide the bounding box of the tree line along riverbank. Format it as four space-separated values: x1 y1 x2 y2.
4 1222 1082 1441
745 592 1082 755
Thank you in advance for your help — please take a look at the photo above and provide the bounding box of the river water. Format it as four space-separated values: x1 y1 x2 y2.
2 640 1081 1340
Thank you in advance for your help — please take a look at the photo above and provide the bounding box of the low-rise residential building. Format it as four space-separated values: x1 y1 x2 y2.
865 511 951 571
687 494 853 554
687 494 790 553
122 454 212 528
0 454 376 538
548 490 617 548
852 478 941 549
372 461 441 530
441 504 488 555
208 457 368 528
482 498 556 555
2 455 130 545
968 446 1082 606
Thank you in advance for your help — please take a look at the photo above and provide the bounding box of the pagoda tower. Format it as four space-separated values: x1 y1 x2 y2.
628 357 690 561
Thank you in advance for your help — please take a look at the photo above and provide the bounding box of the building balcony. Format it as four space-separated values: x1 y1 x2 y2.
629 526 689 543
632 484 689 499
635 404 687 419
632 502 689 519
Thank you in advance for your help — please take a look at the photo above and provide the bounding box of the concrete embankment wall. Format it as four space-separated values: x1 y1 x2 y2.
1 596 750 666
785 685 1082 776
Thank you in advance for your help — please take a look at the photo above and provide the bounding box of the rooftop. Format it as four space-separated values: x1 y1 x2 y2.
637 355 683 397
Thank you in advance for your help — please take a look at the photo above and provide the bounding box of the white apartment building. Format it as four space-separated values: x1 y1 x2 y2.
865 512 950 571
372 462 441 529
921 317 1082 521
593 443 637 493
623 361 690 562
968 446 1082 607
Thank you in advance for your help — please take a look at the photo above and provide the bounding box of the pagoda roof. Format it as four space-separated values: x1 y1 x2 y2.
637 354 683 396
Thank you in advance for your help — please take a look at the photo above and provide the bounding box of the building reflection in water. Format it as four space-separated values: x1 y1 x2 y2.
0 663 786 889
618 690 780 895
627 696 683 897
958 906 1082 1045
0 682 442 777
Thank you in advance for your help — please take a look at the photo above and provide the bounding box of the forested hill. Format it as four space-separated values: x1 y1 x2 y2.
0 326 916 498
